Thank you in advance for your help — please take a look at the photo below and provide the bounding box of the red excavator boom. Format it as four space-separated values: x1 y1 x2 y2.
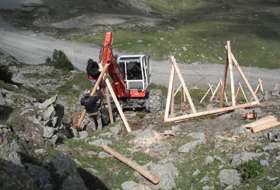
99 31 127 98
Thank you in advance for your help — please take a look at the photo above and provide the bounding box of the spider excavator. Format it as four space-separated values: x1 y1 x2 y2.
99 31 163 114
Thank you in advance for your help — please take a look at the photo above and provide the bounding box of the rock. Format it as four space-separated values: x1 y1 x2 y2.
88 139 112 146
231 152 264 166
171 125 181 132
233 125 249 136
98 151 113 159
110 124 123 135
257 186 263 190
49 135 58 145
49 153 88 190
25 163 53 190
43 126 56 138
74 159 82 167
263 143 280 151
121 181 138 190
204 156 214 165
218 169 240 186
225 185 233 190
35 148 48 157
39 95 57 110
188 133 205 142
273 183 280 189
260 160 270 167
200 175 209 182
85 168 99 174
192 169 200 176
79 131 89 139
87 151 97 156
178 140 204 153
214 155 226 164
99 132 113 138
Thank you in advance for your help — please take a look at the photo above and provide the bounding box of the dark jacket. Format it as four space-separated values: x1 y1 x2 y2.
86 65 100 80
81 92 102 113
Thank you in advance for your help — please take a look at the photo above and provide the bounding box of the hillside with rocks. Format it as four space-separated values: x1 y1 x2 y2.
1 46 280 190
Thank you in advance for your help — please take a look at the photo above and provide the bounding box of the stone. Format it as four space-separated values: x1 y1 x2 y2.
35 148 48 156
204 156 214 165
49 135 58 145
233 125 249 136
260 160 270 167
200 175 209 182
218 169 240 186
98 151 113 159
225 185 233 190
231 152 264 166
74 159 82 167
85 168 99 174
121 181 138 190
273 183 280 189
214 155 226 164
263 143 280 151
178 140 204 153
87 151 97 156
99 132 113 138
79 131 89 139
192 169 200 176
257 186 263 190
110 125 123 135
43 104 56 120
39 95 57 110
88 139 112 146
43 126 56 138
171 125 181 132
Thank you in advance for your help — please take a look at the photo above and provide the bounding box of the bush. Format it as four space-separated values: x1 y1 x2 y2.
47 49 74 71
0 64 13 82
237 160 264 180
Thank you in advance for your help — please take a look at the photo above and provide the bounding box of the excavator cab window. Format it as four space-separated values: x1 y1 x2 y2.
127 62 142 80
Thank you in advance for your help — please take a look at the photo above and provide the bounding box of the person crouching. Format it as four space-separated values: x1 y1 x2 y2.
81 89 103 131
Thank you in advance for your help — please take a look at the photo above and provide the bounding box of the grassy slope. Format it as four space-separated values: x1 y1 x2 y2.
0 0 279 68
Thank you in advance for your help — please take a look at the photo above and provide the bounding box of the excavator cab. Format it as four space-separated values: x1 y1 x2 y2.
118 55 151 97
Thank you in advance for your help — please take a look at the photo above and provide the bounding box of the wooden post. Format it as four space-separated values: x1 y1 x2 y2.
170 56 197 113
181 87 184 101
170 68 175 116
239 83 248 102
235 86 240 102
164 64 175 120
275 83 278 90
250 84 260 102
209 84 214 95
200 84 213 103
165 101 259 122
220 78 228 103
216 81 221 100
105 78 131 133
105 85 114 124
225 46 259 104
259 78 263 92
77 64 110 130
184 90 186 102
227 41 236 106
220 54 229 108
101 145 160 184
174 84 182 96
210 82 221 101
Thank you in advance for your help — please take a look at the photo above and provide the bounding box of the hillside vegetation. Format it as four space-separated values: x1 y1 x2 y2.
0 0 279 68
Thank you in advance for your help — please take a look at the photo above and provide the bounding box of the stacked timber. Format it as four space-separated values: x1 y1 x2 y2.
244 116 280 133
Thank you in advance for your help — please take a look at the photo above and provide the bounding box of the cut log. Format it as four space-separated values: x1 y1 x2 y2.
210 82 221 101
245 116 277 129
101 145 160 184
252 121 280 133
200 84 213 103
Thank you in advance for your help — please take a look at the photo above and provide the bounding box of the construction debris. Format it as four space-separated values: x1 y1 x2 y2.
245 116 280 133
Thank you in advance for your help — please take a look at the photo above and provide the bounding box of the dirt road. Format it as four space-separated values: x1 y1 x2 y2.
0 17 279 90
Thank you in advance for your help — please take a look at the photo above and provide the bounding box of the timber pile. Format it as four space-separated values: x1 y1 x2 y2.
245 116 280 133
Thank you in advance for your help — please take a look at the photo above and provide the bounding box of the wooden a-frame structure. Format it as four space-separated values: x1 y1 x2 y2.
164 41 260 123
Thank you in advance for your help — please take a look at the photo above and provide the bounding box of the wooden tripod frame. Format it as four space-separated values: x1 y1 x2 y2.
164 41 260 123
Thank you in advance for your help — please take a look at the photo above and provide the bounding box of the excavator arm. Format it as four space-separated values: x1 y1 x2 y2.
99 31 128 98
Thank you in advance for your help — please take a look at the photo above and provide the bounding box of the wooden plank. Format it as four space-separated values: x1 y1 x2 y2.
210 82 221 101
227 41 236 106
216 81 221 100
171 68 175 116
170 56 197 113
105 84 114 124
235 86 240 102
209 83 214 95
164 64 175 120
250 84 260 102
101 145 160 184
219 78 228 103
225 46 259 104
239 83 248 102
77 64 109 130
220 54 229 108
259 78 263 92
200 84 213 103
245 116 277 129
164 101 259 122
275 83 278 90
105 78 131 133
252 121 280 133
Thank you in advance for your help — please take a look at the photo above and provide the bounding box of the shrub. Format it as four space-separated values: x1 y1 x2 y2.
0 64 13 82
47 49 74 71
237 160 264 180
136 110 147 118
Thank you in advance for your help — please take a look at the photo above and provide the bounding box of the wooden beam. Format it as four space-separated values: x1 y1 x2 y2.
164 101 259 122
220 78 228 103
170 68 175 116
200 84 213 103
227 41 236 106
164 64 175 120
252 121 280 133
181 84 184 101
245 116 277 129
275 83 278 90
174 84 182 96
209 83 214 95
77 64 109 130
105 84 114 124
101 145 160 184
216 82 221 100
210 82 221 101
220 54 229 108
235 86 240 103
250 84 260 102
170 56 197 113
239 83 248 102
259 78 263 92
105 78 131 133
225 46 259 104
